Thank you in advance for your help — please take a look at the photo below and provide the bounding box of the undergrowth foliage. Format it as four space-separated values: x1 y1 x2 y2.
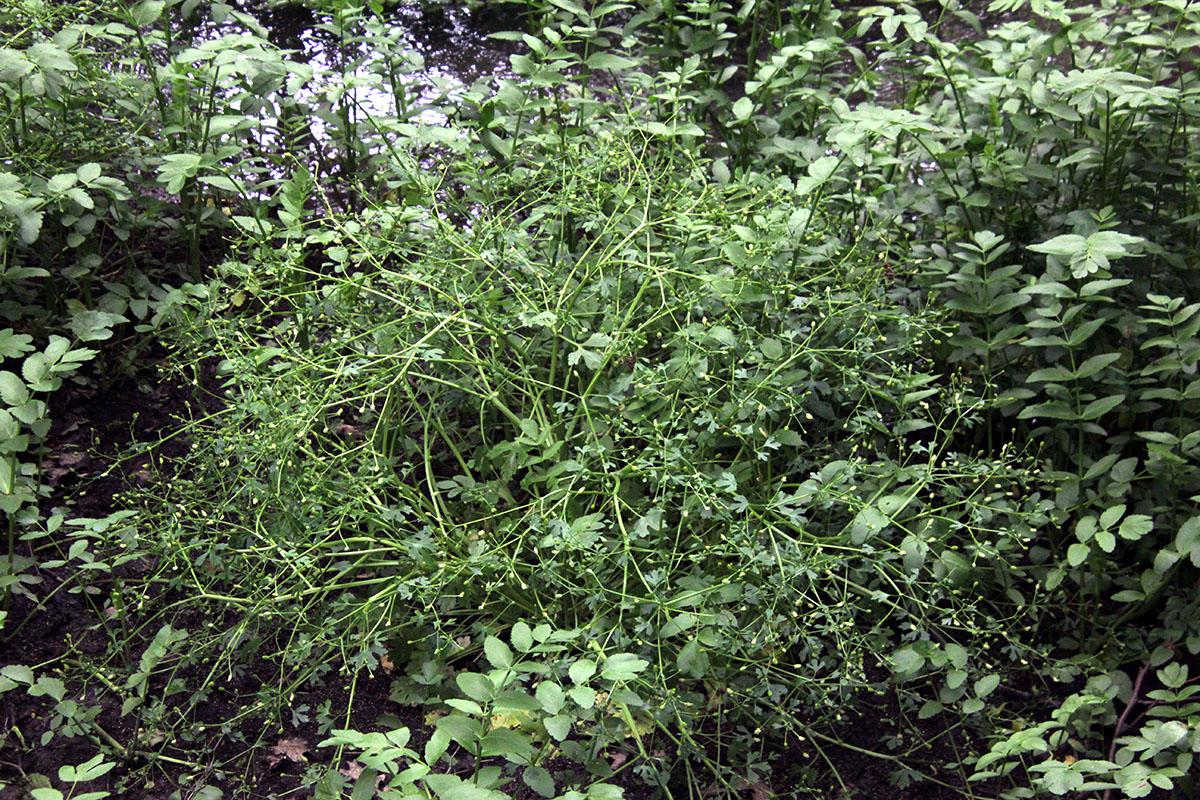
2 0 1200 797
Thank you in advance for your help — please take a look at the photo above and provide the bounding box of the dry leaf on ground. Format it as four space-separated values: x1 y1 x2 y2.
265 737 310 767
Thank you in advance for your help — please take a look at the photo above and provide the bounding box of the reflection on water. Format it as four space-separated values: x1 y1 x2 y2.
174 2 524 208
244 1 519 124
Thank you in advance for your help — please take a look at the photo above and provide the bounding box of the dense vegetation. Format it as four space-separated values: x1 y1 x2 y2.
2 0 1199 797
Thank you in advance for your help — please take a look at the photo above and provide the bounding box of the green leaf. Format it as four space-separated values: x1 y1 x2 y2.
1027 367 1073 383
601 653 649 682
29 676 65 701
1068 318 1107 347
1080 278 1131 297
1074 353 1121 379
1067 543 1091 566
456 673 495 703
492 691 541 713
445 699 485 716
543 714 571 741
523 766 556 798
132 0 166 26
69 310 117 342
1029 234 1087 257
0 329 34 359
425 728 450 765
0 457 12 494
59 754 114 783
46 173 77 194
547 0 590 17
1176 516 1200 567
535 681 566 714
0 49 35 83
568 685 597 708
0 371 28 406
347 766 377 800
510 622 533 653
30 788 64 800
891 647 924 675
850 506 889 544
677 638 709 678
1017 401 1078 421
658 612 696 639
436 714 483 746
484 636 513 669
975 674 1000 698
1118 515 1152 541
479 727 535 761
1 664 34 684
1099 504 1126 530
731 96 754 121
18 209 44 244
424 773 510 800
773 429 804 446
568 659 596 685
1080 394 1125 420
76 163 102 183
585 53 636 71
808 155 839 181
759 337 783 360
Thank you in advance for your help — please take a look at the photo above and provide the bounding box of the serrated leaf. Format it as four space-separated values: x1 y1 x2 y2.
524 765 556 797
511 622 533 652
479 727 535 760
1074 353 1121 379
76 163 102 183
1 664 34 684
891 647 924 675
975 674 1000 698
47 173 77 194
0 371 28 406
445 698 485 715
132 0 166 26
543 714 570 741
568 685 596 708
1017 401 1078 420
19 210 44 244
568 659 596 685
1118 515 1153 541
808 155 839 181
585 53 636 71
1099 504 1126 530
484 636 513 669
658 612 696 639
601 653 649 682
28 676 65 701
535 681 566 714
1029 234 1086 257
1067 542 1091 566
677 638 709 678
456 672 495 703
59 754 114 783
961 697 985 714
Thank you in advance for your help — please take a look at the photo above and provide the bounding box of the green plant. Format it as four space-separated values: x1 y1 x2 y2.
316 625 646 799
